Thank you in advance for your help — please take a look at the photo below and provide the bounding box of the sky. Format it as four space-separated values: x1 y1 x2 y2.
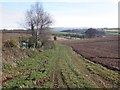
0 0 119 29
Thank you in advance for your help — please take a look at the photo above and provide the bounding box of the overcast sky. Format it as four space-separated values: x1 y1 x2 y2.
0 0 119 29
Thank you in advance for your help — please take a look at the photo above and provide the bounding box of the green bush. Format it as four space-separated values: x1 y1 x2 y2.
3 40 20 48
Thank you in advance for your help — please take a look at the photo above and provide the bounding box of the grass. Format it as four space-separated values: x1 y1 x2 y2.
2 42 119 89
104 29 120 35
83 59 119 84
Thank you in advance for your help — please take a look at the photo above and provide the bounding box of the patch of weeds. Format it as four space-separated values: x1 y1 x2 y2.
3 76 27 89
41 81 53 88
26 71 44 81
86 64 96 74
83 59 119 85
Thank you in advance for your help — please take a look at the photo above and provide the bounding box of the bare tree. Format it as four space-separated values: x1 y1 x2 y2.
24 2 53 48
25 9 35 36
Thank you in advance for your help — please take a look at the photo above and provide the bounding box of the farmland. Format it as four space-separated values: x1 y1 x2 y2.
104 29 120 35
1 30 120 89
61 36 119 71
1 1 120 89
2 43 119 88
2 30 31 41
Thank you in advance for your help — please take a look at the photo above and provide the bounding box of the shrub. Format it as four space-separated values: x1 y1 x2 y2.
28 37 36 48
3 40 20 48
42 40 55 50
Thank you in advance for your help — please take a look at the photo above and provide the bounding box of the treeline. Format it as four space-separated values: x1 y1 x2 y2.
53 28 106 39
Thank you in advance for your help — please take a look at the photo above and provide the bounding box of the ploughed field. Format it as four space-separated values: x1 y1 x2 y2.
2 30 31 41
61 36 120 71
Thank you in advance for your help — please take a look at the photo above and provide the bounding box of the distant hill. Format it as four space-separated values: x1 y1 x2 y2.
50 27 82 32
50 27 68 32
61 29 87 34
84 28 105 38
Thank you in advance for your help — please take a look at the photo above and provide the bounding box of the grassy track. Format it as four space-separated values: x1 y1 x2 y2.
2 42 119 89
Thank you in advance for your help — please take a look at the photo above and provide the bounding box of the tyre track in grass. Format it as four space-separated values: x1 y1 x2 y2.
67 51 109 88
58 46 71 89
58 44 96 88
60 70 70 89
64 55 96 88
66 47 119 88
53 44 70 89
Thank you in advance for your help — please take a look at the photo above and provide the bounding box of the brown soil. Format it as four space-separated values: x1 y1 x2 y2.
61 36 120 71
